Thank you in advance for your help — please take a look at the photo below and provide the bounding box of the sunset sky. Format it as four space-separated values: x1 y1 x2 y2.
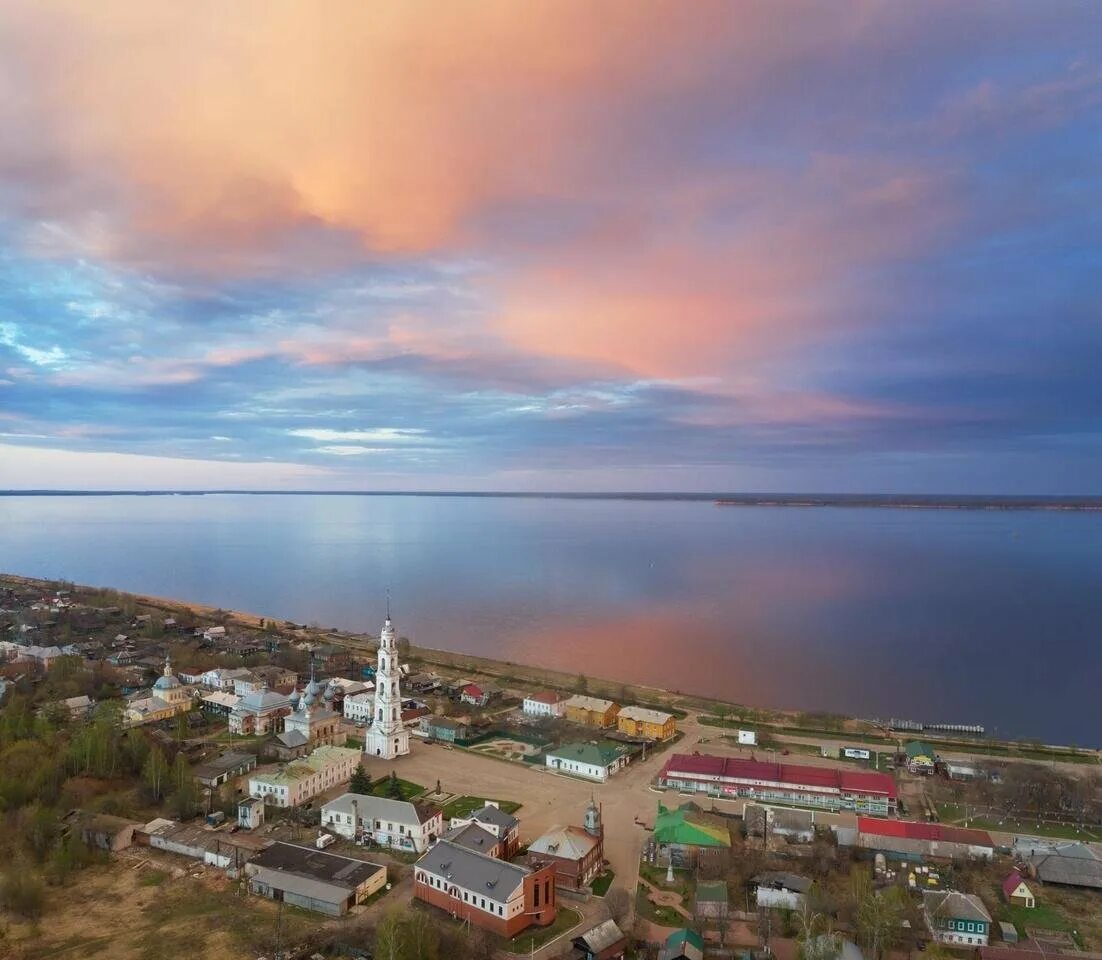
1 1 1100 491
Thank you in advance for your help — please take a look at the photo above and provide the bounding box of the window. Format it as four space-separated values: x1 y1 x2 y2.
967 923 974 932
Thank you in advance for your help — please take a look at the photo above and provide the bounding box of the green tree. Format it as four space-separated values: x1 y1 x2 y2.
403 908 440 960
0 865 45 919
350 763 371 794
167 753 199 818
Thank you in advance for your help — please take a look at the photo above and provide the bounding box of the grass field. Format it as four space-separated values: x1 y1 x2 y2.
440 795 521 819
1000 899 1074 936
370 776 426 800
590 869 615 896
505 906 582 953
936 802 1101 841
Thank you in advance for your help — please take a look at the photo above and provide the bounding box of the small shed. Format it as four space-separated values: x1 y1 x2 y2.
572 918 628 960
1002 870 1035 909
72 812 142 851
998 921 1019 944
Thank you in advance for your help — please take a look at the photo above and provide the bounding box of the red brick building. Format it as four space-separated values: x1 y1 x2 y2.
414 839 557 937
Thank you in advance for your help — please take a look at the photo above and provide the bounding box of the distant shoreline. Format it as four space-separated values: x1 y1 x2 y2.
3 489 1102 511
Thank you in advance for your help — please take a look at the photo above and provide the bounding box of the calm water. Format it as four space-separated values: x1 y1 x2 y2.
1 494 1098 746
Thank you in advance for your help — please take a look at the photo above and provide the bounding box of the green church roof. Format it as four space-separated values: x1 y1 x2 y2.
654 802 731 848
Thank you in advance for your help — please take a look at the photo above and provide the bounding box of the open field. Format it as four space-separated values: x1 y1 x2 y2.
2 856 326 960
440 794 522 819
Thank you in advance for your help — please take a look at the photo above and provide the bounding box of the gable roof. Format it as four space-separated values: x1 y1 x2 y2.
574 919 626 953
562 694 618 713
1003 869 1032 899
751 871 813 894
469 803 519 831
923 890 992 922
654 802 731 848
548 741 629 768
322 793 439 826
442 822 501 854
858 816 993 847
525 690 565 705
528 825 599 861
1028 844 1102 888
617 705 674 725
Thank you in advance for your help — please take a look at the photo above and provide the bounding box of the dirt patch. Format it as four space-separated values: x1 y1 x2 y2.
2 852 327 960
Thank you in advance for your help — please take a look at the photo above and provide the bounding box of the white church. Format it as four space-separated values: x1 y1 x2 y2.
363 609 410 760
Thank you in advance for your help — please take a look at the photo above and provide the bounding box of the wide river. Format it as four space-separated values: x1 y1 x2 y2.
1 493 1098 746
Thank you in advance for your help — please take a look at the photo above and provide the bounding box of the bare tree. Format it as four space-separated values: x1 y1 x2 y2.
605 886 631 925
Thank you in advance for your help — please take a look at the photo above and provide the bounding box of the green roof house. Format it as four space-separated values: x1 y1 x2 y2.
660 928 705 960
545 741 630 782
654 802 732 850
904 741 938 773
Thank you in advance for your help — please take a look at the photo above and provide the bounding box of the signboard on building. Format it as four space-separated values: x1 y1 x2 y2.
737 730 757 745
842 747 871 760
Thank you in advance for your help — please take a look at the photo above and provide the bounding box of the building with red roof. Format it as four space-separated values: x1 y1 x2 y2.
658 753 897 816
1002 869 1035 908
856 816 994 861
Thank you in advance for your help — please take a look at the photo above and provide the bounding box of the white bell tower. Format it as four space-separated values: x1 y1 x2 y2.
363 602 410 760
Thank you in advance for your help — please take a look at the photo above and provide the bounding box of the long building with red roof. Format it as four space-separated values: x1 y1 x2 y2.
657 753 897 816
856 816 994 861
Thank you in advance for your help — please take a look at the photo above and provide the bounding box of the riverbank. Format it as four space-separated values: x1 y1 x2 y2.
4 571 1098 763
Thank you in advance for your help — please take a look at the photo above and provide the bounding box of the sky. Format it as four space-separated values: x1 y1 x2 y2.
1 1 1100 493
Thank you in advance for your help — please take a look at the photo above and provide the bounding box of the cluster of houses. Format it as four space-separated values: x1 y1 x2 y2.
522 691 680 742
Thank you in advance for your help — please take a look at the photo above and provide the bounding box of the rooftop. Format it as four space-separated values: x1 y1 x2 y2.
323 793 439 826
617 705 675 724
923 890 992 922
250 841 384 889
562 694 618 713
661 753 897 800
525 690 566 705
528 825 599 861
857 816 993 847
416 839 531 898
548 741 629 768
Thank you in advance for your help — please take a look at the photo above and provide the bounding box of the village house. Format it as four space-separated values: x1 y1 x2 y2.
745 803 816 843
525 800 604 890
449 801 522 858
343 690 376 723
654 801 732 867
199 690 239 717
659 929 705 960
923 890 992 946
571 919 628 960
616 705 677 741
247 745 360 807
43 694 95 721
251 664 298 692
546 741 631 782
751 871 813 911
562 694 620 728
321 794 443 853
419 714 470 743
246 842 386 916
522 690 566 718
413 839 557 937
192 751 257 790
460 682 501 707
1003 869 1036 908
442 821 506 859
904 741 938 774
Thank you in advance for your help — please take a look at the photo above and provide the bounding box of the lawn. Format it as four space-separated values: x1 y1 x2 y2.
590 869 615 896
505 906 582 953
370 775 426 800
440 795 521 819
635 883 686 927
1000 900 1074 937
937 803 1101 841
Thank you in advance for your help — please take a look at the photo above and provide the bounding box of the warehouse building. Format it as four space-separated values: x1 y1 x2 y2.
246 842 386 916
